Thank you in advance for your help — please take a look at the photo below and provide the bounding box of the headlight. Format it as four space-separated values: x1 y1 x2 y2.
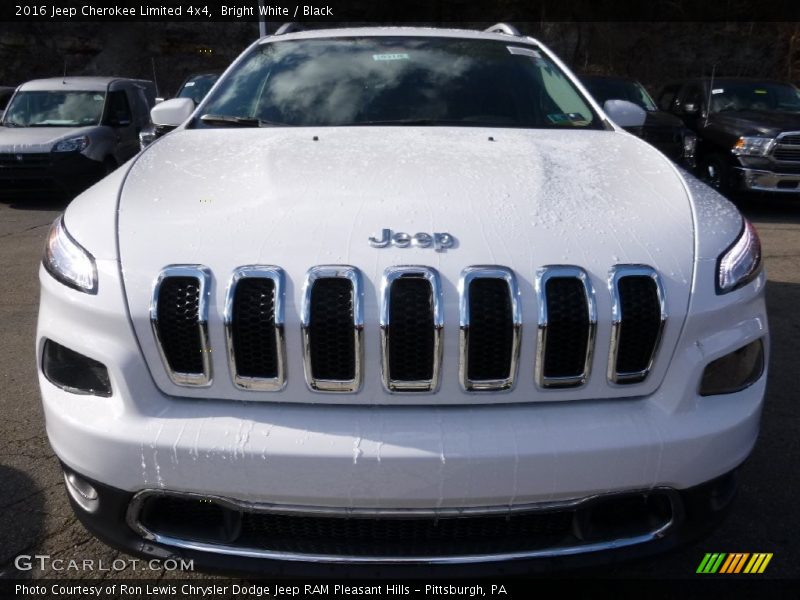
53 135 90 153
43 216 97 294
717 219 761 294
731 136 773 157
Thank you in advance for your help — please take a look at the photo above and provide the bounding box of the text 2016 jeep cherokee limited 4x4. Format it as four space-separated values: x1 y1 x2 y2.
37 25 768 574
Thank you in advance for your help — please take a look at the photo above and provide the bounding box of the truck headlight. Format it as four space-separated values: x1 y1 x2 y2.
731 136 773 157
43 216 98 294
53 135 90 153
717 219 761 294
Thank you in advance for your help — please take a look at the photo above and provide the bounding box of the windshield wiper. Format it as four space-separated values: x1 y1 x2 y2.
199 114 284 127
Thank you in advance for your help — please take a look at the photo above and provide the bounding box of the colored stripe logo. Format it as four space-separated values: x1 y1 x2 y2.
697 553 773 574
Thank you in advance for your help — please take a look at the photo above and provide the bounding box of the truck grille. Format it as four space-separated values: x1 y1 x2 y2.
150 263 666 394
0 152 51 168
773 132 800 162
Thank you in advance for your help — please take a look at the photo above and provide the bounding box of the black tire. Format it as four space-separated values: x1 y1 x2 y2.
704 154 731 195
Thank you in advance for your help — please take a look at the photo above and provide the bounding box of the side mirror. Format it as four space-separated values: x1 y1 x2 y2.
603 99 647 128
150 98 194 128
683 102 699 115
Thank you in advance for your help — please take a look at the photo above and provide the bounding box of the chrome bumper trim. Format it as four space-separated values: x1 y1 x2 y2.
735 167 800 193
126 488 680 565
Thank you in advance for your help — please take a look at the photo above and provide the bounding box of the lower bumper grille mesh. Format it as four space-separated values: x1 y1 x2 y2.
133 491 677 560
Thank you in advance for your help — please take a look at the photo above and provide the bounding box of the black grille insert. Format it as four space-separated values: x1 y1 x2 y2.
774 147 800 162
467 278 513 381
155 276 204 375
135 491 676 559
308 277 355 381
543 277 590 381
615 275 662 378
388 277 435 383
232 278 278 378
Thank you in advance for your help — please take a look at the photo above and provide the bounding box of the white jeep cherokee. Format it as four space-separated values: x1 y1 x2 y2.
37 25 768 574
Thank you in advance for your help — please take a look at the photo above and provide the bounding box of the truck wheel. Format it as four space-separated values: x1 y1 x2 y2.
704 155 730 195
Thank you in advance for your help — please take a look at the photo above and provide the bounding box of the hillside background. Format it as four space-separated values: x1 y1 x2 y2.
1 21 798 97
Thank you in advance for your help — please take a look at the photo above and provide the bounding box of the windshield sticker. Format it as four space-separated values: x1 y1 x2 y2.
93 95 103 101
754 89 768 94
507 46 541 58
372 53 409 61
184 81 195 87
711 88 724 94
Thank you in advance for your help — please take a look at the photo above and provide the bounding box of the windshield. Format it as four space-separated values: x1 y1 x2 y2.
2 91 105 127
582 78 657 111
709 82 800 113
177 75 219 104
196 36 600 129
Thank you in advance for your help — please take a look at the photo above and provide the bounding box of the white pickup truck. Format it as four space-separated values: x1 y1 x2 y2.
37 24 767 574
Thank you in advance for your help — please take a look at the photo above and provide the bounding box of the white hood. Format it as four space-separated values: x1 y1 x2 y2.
0 125 96 153
118 127 695 404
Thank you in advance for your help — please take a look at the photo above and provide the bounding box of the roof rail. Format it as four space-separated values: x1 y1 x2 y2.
275 22 303 35
484 23 521 36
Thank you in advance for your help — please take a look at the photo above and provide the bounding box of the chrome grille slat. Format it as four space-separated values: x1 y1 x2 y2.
380 266 443 393
608 265 667 384
772 131 800 163
535 266 596 388
224 266 286 392
458 266 521 392
301 266 364 393
150 265 213 387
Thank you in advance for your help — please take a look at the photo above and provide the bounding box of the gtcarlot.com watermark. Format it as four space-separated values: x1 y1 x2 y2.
14 554 194 573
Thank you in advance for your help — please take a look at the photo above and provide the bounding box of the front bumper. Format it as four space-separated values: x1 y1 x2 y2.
0 151 105 198
734 167 800 193
61 463 739 574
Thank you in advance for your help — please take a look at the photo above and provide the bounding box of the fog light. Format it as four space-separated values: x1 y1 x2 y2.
700 339 764 396
42 339 111 397
64 471 99 513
